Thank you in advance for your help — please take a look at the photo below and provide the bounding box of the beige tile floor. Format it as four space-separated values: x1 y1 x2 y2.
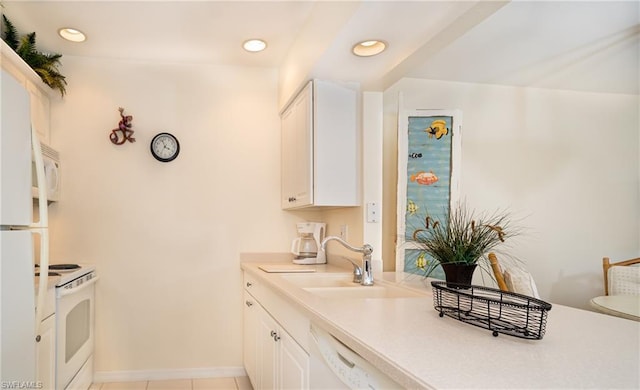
91 377 253 390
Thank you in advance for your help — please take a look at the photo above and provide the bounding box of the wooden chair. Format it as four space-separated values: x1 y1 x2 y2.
602 257 640 295
488 252 540 298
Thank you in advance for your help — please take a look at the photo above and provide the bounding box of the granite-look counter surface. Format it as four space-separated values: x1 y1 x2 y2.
241 257 640 389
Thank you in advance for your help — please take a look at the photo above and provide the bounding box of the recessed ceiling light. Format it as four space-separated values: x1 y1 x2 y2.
352 40 386 57
243 39 267 53
58 28 86 43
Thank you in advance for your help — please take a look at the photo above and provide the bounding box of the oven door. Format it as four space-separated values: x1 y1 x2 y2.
56 276 98 390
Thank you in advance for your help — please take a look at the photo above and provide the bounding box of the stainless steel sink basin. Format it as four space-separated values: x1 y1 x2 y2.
303 285 426 299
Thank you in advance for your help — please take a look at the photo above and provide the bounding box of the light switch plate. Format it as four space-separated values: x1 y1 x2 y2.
366 202 380 223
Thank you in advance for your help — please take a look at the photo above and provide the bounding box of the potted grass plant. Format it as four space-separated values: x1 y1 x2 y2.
410 202 517 287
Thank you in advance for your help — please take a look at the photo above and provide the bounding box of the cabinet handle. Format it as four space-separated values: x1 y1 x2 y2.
273 333 281 342
270 330 277 337
245 301 253 307
35 335 41 343
246 282 252 287
288 197 296 202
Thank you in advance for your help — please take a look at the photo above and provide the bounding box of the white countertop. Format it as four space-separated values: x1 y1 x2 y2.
241 258 640 389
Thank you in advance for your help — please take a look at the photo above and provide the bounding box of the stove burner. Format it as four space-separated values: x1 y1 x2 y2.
49 264 81 270
35 272 61 277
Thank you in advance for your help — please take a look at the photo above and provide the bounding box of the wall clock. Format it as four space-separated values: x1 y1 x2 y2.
150 132 180 162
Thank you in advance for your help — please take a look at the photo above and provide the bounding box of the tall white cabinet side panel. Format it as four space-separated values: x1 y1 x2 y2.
0 231 36 381
0 69 33 225
313 80 358 206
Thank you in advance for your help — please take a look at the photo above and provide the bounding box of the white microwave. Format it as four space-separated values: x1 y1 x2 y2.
32 143 61 202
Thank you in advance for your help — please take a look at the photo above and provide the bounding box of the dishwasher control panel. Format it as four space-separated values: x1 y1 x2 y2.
310 325 400 389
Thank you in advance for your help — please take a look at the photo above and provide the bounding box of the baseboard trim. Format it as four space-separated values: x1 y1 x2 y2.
93 367 247 383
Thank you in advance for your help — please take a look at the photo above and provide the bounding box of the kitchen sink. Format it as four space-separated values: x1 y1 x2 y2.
303 285 426 299
280 271 427 299
280 272 358 288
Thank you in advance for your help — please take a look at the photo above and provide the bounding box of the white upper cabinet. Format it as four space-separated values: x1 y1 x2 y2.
280 80 358 210
1 41 54 145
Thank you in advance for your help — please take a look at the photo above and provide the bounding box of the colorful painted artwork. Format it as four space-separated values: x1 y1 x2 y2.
396 111 461 278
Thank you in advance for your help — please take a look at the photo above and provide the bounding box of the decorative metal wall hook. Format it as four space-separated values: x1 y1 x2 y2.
109 107 136 145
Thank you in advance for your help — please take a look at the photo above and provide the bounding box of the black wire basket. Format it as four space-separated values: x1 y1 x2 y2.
431 281 552 340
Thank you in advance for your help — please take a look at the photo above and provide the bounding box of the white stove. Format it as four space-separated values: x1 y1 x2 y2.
46 263 98 390
49 263 96 288
36 263 96 285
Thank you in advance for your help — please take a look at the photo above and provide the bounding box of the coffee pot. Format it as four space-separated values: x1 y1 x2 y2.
291 222 326 264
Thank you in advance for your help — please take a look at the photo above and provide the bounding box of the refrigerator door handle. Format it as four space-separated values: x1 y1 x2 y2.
34 229 49 329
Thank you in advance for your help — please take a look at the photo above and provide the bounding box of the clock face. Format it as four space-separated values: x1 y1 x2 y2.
150 133 180 162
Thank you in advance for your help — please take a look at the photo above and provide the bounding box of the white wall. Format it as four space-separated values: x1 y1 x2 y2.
47 56 307 375
383 78 639 309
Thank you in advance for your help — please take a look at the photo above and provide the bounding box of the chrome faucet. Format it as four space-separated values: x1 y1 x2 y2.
320 236 374 286
340 256 364 284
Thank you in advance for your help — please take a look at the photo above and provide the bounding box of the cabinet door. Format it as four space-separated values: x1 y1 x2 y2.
243 292 258 388
279 331 309 390
36 314 55 390
257 307 279 390
281 81 313 209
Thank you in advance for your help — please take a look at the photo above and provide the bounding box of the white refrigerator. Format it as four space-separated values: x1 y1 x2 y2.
0 69 50 382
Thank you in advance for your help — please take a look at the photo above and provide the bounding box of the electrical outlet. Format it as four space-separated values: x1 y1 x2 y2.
340 225 348 241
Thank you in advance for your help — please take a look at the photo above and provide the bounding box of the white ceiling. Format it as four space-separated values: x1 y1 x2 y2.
2 1 638 94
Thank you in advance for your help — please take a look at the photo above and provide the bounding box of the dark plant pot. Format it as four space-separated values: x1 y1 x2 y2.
440 263 477 288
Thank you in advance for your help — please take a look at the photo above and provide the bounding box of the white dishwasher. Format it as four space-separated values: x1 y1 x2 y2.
309 324 400 389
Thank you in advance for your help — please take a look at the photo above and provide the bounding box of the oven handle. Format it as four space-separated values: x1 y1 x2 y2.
57 276 99 298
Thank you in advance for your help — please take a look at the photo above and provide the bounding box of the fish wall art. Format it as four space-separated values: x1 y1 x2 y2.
398 112 461 277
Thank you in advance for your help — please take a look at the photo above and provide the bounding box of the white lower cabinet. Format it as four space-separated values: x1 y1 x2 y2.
36 313 55 390
243 274 309 390
278 330 309 389
256 307 278 389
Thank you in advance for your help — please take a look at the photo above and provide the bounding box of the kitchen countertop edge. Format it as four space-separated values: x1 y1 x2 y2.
240 260 435 389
